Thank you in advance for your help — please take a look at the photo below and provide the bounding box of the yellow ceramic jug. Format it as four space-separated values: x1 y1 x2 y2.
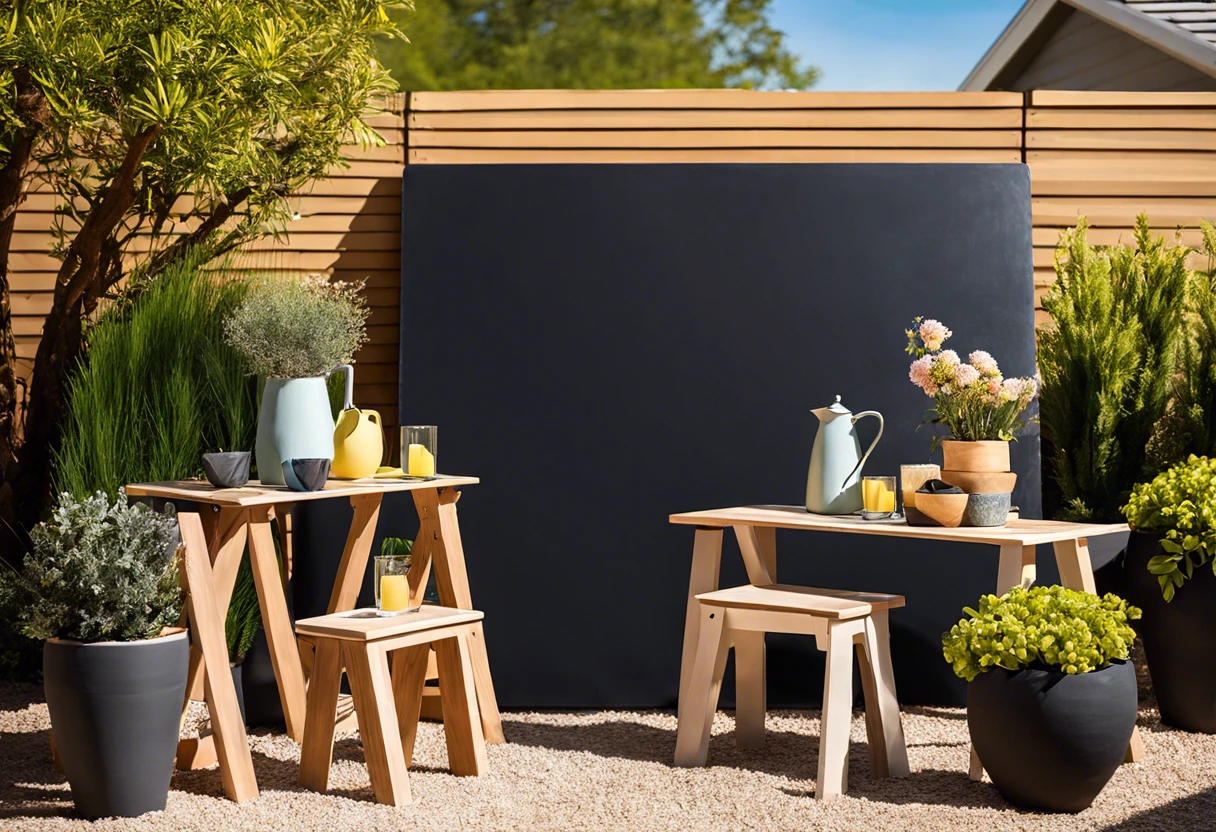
330 365 384 479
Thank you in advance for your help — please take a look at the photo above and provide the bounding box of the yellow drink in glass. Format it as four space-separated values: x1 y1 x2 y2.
379 575 410 612
862 476 897 519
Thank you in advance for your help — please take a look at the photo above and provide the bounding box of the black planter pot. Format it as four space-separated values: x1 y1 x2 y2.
968 660 1137 813
201 451 251 488
43 631 189 819
1124 530 1216 732
240 627 285 727
230 661 247 725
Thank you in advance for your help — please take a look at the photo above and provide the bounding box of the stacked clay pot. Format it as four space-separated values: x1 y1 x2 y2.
940 440 1017 495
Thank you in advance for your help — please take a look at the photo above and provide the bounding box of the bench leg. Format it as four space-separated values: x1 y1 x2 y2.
858 611 908 778
298 638 343 794
733 630 766 750
675 604 730 767
391 643 431 768
344 643 411 806
817 620 860 801
435 630 488 776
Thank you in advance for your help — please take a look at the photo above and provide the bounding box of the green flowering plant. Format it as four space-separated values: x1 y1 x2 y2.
1122 455 1216 601
2 491 182 643
942 586 1139 682
223 276 369 379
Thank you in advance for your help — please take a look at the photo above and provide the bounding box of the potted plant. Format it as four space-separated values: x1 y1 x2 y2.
223 276 369 485
943 586 1140 813
2 491 185 819
225 555 262 723
1121 455 1216 731
905 317 1038 496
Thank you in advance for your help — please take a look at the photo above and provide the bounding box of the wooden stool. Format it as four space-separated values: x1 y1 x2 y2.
297 605 489 806
674 583 909 801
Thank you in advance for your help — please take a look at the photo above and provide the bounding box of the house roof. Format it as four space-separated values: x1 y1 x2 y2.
961 0 1216 90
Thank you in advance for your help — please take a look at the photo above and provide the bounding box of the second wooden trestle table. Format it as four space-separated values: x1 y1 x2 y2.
668 505 1140 781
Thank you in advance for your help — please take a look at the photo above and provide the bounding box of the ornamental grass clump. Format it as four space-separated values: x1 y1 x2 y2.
224 276 370 379
942 586 1139 682
1122 455 1216 601
905 317 1038 443
3 492 182 643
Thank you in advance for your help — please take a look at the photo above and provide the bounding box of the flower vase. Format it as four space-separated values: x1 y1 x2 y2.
940 439 1017 495
255 377 334 486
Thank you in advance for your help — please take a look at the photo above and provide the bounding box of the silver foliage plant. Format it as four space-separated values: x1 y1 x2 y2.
223 276 370 379
11 491 182 643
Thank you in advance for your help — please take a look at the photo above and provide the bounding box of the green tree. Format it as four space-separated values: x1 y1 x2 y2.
379 0 816 91
0 0 403 545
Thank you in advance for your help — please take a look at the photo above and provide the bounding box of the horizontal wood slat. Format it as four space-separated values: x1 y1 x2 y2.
408 148 1023 164
410 90 1024 111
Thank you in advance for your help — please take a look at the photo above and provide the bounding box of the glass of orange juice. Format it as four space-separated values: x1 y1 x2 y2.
862 475 897 520
375 554 414 616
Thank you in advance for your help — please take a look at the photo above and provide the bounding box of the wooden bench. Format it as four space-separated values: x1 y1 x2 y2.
674 583 909 801
297 605 489 806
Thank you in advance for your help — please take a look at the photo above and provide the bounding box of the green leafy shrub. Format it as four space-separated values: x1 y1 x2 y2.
4 492 182 643
225 555 261 664
1122 455 1216 601
1038 215 1190 522
1176 222 1216 458
224 276 369 379
55 250 257 497
942 586 1139 682
381 537 413 557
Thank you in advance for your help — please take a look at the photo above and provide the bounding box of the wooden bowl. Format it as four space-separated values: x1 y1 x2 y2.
941 470 1018 495
914 491 969 528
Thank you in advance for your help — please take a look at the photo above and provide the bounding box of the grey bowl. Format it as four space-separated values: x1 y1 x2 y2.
201 451 251 488
963 492 1011 527
283 458 330 492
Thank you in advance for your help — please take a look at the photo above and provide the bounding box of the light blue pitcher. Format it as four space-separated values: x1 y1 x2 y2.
805 395 884 515
255 368 347 486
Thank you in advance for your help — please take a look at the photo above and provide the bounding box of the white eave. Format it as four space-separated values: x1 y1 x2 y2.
960 0 1216 90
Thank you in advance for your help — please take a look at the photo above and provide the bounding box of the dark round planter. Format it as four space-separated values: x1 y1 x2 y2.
968 660 1137 813
44 630 189 819
1124 530 1216 732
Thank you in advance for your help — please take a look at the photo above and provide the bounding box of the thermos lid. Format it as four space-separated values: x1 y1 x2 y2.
825 395 851 414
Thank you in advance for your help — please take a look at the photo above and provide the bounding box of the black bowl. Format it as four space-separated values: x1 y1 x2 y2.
283 458 330 492
201 451 251 488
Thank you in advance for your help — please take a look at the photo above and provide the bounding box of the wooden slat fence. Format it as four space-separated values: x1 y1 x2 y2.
10 89 1216 447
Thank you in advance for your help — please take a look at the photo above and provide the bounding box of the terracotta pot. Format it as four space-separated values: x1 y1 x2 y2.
941 440 1011 473
915 492 969 528
940 470 1017 495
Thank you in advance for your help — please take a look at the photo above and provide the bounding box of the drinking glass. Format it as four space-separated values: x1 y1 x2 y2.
400 425 437 478
862 475 897 520
900 463 941 512
375 554 415 616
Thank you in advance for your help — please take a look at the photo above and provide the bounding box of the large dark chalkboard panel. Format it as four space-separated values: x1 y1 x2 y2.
398 163 1040 708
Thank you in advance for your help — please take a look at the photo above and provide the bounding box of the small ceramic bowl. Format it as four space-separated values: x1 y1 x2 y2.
915 491 969 528
201 451 251 488
963 492 1012 527
283 458 331 492
904 505 939 527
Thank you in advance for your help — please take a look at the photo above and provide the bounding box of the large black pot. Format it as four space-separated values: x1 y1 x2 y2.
1124 530 1216 732
968 660 1137 812
44 631 189 819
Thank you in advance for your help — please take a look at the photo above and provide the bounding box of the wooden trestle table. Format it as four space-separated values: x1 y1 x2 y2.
668 505 1140 781
125 476 504 803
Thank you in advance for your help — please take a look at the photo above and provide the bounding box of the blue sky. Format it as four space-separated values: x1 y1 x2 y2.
770 0 1028 90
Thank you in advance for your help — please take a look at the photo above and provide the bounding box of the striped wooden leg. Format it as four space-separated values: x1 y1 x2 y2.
434 630 488 776
298 638 343 793
674 603 730 767
344 642 411 806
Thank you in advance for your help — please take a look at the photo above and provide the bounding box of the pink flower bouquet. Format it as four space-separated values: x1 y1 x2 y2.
905 317 1038 442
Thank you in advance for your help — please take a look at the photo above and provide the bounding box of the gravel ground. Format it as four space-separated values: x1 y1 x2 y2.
1 683 1212 832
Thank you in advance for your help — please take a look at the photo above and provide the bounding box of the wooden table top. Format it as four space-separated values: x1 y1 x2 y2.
669 505 1128 546
126 475 479 507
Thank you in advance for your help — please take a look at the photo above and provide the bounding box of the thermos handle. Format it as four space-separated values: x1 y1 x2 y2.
841 410 884 489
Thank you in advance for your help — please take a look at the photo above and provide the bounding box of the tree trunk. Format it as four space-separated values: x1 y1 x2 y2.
0 72 49 558
11 126 161 533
